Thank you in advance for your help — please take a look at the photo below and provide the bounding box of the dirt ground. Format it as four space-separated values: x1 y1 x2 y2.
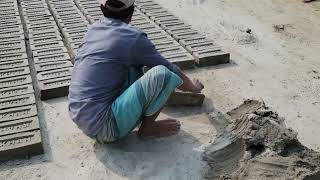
1 0 320 179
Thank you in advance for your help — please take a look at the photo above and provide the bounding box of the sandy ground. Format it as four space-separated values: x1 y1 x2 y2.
1 0 320 179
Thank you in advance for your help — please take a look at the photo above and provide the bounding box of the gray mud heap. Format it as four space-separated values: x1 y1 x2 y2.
204 100 320 180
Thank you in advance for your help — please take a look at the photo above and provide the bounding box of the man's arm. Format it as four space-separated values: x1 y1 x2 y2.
132 33 204 93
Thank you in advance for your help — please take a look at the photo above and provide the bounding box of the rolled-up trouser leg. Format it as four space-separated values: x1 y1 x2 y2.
111 65 183 138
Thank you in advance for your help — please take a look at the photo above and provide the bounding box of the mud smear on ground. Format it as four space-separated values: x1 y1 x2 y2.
204 100 320 180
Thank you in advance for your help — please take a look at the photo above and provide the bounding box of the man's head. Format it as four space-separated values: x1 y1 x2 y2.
100 0 135 23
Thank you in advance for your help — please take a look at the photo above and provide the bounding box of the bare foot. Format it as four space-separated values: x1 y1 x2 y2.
138 119 181 139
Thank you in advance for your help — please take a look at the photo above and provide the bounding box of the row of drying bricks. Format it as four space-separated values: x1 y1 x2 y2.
135 0 230 67
0 0 43 161
19 0 92 100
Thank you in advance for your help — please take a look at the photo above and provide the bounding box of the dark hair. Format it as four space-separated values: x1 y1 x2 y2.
100 0 134 20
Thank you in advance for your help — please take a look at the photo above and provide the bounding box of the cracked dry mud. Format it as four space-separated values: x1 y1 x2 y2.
204 100 320 180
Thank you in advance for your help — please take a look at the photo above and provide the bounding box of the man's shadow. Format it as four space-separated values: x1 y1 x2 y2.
94 129 202 180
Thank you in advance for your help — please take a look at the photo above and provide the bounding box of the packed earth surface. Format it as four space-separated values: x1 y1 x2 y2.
1 0 320 180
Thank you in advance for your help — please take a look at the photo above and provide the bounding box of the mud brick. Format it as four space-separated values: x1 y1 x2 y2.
0 117 39 137
63 25 88 33
0 75 32 89
140 6 164 13
0 22 22 29
1 12 19 18
63 29 87 38
30 41 65 51
166 26 194 35
161 23 191 31
159 20 185 27
0 41 24 49
29 29 60 39
0 23 22 31
0 84 34 99
0 59 29 70
167 91 205 106
0 94 35 111
32 47 68 57
54 10 82 18
131 15 148 21
193 49 230 67
23 10 50 16
39 76 71 100
0 130 43 161
145 10 171 17
0 16 20 24
171 30 202 41
25 16 53 23
0 46 26 55
136 2 159 8
27 25 58 33
153 40 180 50
26 18 55 26
179 36 212 47
131 20 153 27
26 21 56 29
144 30 167 37
0 67 30 80
70 42 82 50
29 36 62 45
158 46 187 56
149 34 173 42
0 29 24 37
149 14 176 21
163 53 195 69
0 53 27 62
57 14 84 21
139 24 161 31
0 104 37 123
22 7 48 14
186 42 220 53
58 21 88 29
34 53 70 64
0 34 24 43
66 35 84 44
154 17 180 24
34 61 72 72
37 67 73 81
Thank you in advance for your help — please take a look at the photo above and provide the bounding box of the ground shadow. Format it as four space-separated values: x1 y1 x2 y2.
95 130 203 180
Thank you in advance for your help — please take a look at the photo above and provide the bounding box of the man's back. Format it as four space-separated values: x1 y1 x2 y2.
68 18 142 137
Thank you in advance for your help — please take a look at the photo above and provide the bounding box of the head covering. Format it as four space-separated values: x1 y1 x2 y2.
99 0 135 11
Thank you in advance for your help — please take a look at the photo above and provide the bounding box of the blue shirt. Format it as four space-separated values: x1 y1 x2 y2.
68 18 182 137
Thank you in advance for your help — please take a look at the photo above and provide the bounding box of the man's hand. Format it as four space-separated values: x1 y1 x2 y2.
178 72 205 93
192 78 204 93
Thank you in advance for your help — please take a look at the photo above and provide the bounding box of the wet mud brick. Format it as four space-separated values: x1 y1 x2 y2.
172 30 203 41
37 67 73 81
167 91 205 106
0 104 37 123
34 53 70 64
0 84 34 99
0 59 29 70
193 49 230 67
29 35 62 45
0 46 26 56
0 117 39 137
179 36 211 47
39 76 71 100
0 34 24 43
35 61 73 72
0 53 28 63
153 40 181 50
185 41 220 53
0 41 24 49
32 47 68 57
163 53 195 69
30 41 65 51
0 130 43 161
0 75 32 88
0 67 30 79
0 94 36 111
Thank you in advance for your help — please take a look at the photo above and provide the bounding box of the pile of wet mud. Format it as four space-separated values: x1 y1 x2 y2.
204 100 320 180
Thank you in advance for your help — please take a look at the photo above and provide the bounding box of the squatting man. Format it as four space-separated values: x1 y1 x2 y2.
68 0 204 143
